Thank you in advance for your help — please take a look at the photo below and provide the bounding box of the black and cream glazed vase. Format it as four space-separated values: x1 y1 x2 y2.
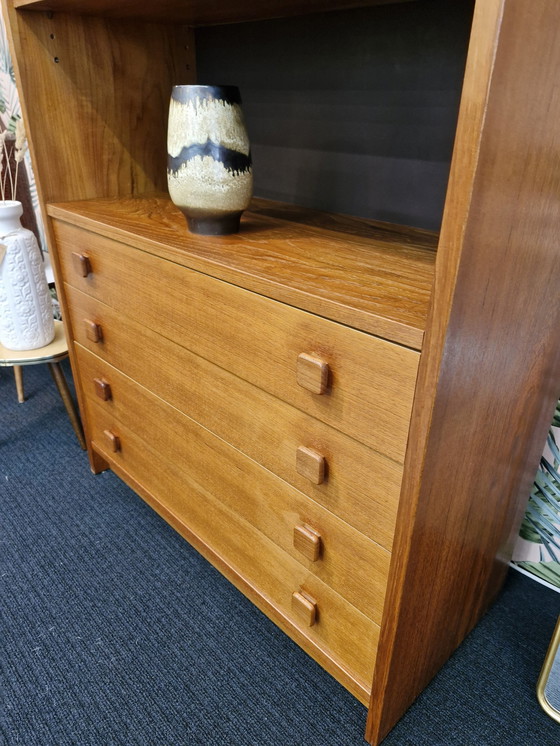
167 85 253 235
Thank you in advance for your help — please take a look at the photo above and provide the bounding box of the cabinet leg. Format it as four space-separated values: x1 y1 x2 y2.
48 362 87 450
90 449 110 474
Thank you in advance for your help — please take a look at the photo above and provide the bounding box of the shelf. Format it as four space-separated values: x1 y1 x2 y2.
13 0 415 25
47 196 436 350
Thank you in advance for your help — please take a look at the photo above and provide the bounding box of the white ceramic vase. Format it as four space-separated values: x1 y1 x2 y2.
0 200 54 350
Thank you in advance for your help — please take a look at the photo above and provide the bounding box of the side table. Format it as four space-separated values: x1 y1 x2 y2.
0 319 86 449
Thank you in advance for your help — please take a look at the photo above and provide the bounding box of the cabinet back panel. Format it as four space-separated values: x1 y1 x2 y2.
196 0 474 230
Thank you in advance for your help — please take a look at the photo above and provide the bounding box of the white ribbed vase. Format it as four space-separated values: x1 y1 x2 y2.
0 201 54 350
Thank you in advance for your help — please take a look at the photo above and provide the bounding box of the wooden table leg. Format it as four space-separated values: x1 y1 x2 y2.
48 362 87 450
13 365 25 403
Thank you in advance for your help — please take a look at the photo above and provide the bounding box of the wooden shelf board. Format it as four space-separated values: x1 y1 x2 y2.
13 0 416 26
47 195 436 349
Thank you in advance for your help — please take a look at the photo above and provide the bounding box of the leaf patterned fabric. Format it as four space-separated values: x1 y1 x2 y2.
513 401 560 589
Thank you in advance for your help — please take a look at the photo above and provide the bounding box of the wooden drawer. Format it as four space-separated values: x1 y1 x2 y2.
54 219 419 461
77 343 391 624
67 285 402 550
85 398 380 701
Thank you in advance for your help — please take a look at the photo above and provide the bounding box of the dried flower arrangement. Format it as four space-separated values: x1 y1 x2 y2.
0 118 27 203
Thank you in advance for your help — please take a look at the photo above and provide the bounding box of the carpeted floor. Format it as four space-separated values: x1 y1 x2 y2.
1 362 559 746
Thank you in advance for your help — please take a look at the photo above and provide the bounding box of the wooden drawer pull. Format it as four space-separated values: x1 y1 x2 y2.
94 378 112 401
296 445 326 485
84 319 103 343
293 524 322 562
296 353 329 395
72 251 92 278
103 429 121 453
292 590 317 627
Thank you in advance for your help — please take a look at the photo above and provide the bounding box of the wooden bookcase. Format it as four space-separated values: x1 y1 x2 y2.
3 0 560 743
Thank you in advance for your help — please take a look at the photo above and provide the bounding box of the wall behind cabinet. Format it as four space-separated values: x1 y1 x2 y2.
196 0 474 230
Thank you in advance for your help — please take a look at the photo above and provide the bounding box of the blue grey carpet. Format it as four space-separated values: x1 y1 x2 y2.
1 362 559 746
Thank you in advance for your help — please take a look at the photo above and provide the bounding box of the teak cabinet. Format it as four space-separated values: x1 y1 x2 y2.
4 0 560 742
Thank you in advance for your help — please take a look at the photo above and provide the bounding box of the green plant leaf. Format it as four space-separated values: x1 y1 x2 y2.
516 561 560 588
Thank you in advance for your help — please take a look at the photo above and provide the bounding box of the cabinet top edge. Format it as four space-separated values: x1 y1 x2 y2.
47 195 436 350
12 0 418 27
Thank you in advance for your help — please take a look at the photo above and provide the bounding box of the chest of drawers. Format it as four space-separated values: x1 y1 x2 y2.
50 201 423 703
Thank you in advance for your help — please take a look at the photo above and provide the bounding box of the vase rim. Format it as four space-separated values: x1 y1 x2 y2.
171 84 242 105
0 200 23 220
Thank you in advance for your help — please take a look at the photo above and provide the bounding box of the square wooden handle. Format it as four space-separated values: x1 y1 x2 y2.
293 524 322 562
71 252 92 278
292 590 317 627
84 319 103 343
296 446 326 485
296 353 329 394
103 429 121 453
94 378 112 401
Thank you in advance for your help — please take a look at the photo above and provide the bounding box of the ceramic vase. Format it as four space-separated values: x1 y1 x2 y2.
167 84 253 235
0 200 54 350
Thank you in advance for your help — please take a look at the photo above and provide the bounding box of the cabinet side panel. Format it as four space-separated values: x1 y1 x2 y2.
1 2 194 469
368 0 560 742
2 4 194 203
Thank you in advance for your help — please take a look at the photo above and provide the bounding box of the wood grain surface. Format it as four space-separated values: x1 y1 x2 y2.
367 1 560 742
48 196 436 349
63 286 403 551
13 0 416 25
53 220 420 461
86 397 380 700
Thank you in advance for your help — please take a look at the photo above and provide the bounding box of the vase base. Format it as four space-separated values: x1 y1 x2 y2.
183 211 243 236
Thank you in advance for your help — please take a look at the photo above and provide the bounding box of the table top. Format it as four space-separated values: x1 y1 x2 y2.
0 320 68 366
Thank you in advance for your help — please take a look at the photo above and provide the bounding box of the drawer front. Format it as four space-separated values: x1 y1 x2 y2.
67 286 402 550
77 344 391 625
85 399 380 697
54 219 419 461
